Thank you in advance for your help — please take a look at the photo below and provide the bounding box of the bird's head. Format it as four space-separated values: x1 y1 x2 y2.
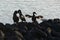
18 9 21 13
33 12 37 15
14 10 18 14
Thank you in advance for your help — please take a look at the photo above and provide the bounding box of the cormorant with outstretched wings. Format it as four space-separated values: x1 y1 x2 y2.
25 12 43 22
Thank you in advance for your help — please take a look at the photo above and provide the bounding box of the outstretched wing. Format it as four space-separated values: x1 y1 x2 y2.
25 15 32 18
36 15 43 19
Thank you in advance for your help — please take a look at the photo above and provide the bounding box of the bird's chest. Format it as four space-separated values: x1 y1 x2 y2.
32 17 36 20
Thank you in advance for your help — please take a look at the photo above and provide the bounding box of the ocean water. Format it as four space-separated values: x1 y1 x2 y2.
0 0 60 24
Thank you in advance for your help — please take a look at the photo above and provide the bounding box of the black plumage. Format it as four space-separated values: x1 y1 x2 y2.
32 12 36 22
25 12 43 22
18 10 26 22
13 11 19 24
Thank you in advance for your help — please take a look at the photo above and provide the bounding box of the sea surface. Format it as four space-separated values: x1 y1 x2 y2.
0 0 60 24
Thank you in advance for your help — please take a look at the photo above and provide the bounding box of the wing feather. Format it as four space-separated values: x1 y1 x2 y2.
25 15 32 18
36 15 43 19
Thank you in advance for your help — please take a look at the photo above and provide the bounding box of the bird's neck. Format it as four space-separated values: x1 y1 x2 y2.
33 14 35 16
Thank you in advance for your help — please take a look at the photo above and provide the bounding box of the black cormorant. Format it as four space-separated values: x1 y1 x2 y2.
13 11 19 24
25 12 43 22
18 10 26 22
